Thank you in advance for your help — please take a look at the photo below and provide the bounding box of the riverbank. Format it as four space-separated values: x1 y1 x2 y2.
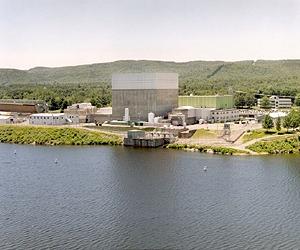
246 134 300 154
1 125 299 155
169 129 300 155
0 125 123 146
166 143 250 155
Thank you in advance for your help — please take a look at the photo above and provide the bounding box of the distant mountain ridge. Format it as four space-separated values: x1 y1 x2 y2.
1 60 300 94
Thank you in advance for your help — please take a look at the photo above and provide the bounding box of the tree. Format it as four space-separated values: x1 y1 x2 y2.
234 93 246 108
276 117 281 131
289 110 300 130
262 114 274 131
260 96 271 109
61 99 69 111
283 114 292 132
245 93 256 107
283 109 300 131
234 92 256 108
295 94 300 106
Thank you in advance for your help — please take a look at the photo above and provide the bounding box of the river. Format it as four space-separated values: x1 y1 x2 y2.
0 143 300 249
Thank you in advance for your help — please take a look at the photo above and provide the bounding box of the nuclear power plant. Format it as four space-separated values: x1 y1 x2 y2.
112 73 178 121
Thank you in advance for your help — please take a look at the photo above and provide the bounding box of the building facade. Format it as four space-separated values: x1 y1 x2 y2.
258 96 292 109
171 106 239 125
29 113 80 125
210 109 240 122
112 73 178 121
64 103 97 123
0 115 15 124
0 99 48 113
178 95 234 109
29 113 67 125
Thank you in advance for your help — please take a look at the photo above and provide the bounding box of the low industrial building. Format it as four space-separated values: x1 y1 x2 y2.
258 96 292 109
29 113 68 125
89 107 112 125
0 115 15 124
29 113 66 125
0 99 48 113
178 95 234 109
211 109 240 123
171 95 238 125
64 103 97 123
171 107 239 125
171 106 196 125
112 73 178 121
269 111 288 119
239 109 264 122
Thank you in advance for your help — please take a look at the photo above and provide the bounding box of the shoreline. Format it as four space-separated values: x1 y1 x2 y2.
165 143 254 156
0 125 123 146
0 125 299 155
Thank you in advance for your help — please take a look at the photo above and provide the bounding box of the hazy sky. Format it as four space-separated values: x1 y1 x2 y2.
1 0 300 69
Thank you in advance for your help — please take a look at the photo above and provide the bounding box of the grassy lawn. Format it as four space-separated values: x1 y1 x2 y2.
247 134 300 154
0 125 123 145
242 129 278 143
191 129 218 139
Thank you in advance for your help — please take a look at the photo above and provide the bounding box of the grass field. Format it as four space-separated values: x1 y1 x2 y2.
191 129 218 139
247 134 300 154
0 125 123 146
242 129 276 143
242 129 297 143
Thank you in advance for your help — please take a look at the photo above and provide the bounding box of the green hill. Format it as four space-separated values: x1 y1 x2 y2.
0 60 300 108
1 59 300 88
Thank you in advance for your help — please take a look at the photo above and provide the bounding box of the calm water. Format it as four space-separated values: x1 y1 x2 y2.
0 144 300 250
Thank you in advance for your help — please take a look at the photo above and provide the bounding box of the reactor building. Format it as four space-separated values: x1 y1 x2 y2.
112 73 178 121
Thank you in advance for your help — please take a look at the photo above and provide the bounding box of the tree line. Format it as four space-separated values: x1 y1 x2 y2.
0 83 111 110
263 109 300 132
0 82 299 111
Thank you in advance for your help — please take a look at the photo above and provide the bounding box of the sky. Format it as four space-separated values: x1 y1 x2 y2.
0 0 300 69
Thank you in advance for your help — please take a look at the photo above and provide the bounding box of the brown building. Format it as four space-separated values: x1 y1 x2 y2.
0 99 48 113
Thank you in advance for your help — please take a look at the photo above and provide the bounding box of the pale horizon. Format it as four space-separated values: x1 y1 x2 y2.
1 0 300 70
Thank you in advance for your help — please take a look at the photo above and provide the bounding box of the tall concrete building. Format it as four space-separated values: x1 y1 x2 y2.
112 73 178 121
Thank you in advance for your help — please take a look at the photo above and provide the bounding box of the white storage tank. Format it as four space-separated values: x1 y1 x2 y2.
148 112 155 123
123 108 130 122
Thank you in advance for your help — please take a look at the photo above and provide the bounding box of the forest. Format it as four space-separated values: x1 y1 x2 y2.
1 59 300 109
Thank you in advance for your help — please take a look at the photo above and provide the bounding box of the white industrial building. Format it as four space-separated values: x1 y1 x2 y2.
29 113 70 125
269 111 288 119
171 106 240 125
64 103 97 123
258 96 292 109
0 115 15 124
211 109 240 123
